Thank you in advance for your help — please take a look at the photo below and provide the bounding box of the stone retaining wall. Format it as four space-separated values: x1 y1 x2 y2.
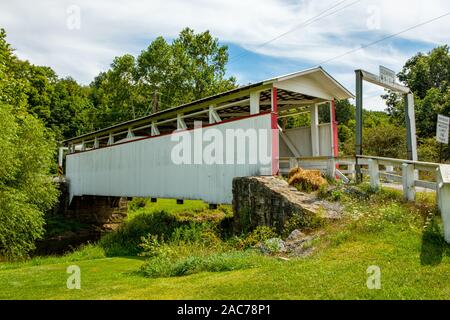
53 179 128 231
232 176 341 233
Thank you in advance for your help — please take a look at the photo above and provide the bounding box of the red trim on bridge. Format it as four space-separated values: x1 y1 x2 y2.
331 99 339 157
271 87 279 176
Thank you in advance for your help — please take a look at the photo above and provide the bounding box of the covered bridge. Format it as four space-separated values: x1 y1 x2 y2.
62 66 353 204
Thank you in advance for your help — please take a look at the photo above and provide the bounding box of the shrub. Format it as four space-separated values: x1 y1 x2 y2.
138 234 168 258
363 124 407 159
140 251 257 278
0 105 58 260
417 138 444 162
318 184 344 202
128 198 148 211
240 226 277 249
99 210 180 256
282 213 323 237
170 222 219 245
101 207 229 256
44 216 87 237
64 243 106 261
260 238 285 254
288 167 327 192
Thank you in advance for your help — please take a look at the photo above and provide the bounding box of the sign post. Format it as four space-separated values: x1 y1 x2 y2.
436 114 449 144
436 114 450 163
379 66 396 85
354 67 417 183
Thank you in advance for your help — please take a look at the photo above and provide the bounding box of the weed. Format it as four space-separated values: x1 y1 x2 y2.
288 167 327 192
128 198 148 211
140 251 257 278
239 226 277 249
99 210 180 256
44 216 87 237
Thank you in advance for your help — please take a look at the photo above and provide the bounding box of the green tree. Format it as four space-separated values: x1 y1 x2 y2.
91 28 237 129
49 78 94 140
398 45 450 99
0 28 94 141
385 45 450 124
0 28 58 259
0 105 58 260
384 45 450 161
319 99 355 125
342 123 407 158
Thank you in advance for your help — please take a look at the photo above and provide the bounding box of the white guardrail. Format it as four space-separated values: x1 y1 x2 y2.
279 155 450 243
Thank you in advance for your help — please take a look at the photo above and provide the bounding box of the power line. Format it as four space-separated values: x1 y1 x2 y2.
228 0 363 65
315 12 450 67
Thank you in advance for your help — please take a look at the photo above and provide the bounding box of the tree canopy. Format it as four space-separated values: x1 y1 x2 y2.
0 29 58 259
0 27 237 259
90 28 237 129
384 45 450 161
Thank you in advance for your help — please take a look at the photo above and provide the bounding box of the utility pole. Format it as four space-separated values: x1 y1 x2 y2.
131 103 136 119
152 91 159 114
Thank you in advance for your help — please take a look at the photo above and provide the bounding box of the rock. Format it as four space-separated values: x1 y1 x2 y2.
277 256 291 261
232 176 342 234
286 229 306 241
283 231 324 257
256 238 286 255
344 186 369 200
291 246 314 258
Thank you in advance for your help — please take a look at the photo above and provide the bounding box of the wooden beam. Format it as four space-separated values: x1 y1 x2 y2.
279 126 301 157
360 70 410 94
65 84 271 145
107 133 114 145
310 104 320 157
151 122 160 136
250 91 260 115
209 105 222 124
260 99 321 106
94 137 99 149
177 114 187 130
402 163 416 201
126 128 135 139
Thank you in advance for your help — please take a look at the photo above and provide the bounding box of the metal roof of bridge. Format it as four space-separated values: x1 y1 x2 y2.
64 66 353 144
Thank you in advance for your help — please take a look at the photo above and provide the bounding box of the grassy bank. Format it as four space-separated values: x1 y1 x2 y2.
0 187 449 300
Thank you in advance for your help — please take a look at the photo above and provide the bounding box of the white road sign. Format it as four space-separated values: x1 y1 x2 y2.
437 114 450 144
379 66 396 85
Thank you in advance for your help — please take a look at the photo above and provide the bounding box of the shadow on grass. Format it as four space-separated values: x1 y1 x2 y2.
420 216 450 266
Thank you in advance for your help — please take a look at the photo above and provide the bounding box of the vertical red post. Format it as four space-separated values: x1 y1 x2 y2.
271 87 279 176
331 100 339 157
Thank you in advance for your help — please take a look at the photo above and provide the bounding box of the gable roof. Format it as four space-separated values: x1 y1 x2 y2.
64 66 353 144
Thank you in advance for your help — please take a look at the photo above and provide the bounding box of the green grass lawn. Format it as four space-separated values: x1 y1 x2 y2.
132 198 209 214
1 187 449 300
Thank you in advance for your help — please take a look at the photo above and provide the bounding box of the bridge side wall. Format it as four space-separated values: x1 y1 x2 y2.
279 124 333 158
66 113 273 204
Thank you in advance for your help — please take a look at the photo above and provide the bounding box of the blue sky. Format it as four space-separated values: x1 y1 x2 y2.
0 0 449 110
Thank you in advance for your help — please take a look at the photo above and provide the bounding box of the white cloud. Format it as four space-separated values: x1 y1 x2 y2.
0 0 449 109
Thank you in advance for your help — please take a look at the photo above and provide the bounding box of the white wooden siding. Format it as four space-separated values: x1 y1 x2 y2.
66 114 273 204
279 123 332 158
